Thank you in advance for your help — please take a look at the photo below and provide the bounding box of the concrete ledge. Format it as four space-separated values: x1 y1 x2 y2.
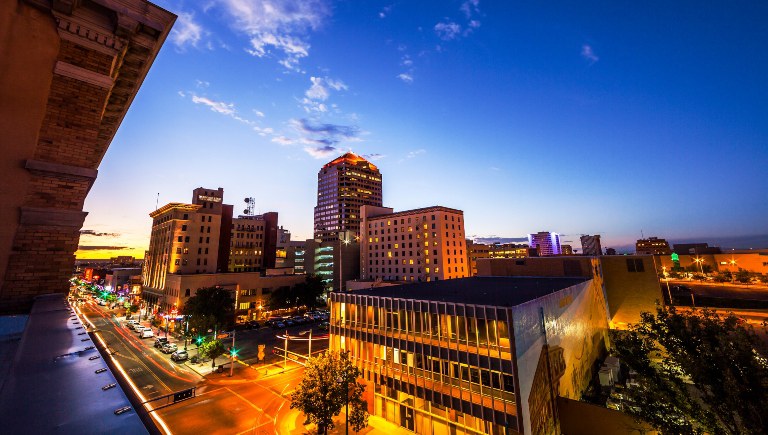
20 206 88 227
26 159 98 179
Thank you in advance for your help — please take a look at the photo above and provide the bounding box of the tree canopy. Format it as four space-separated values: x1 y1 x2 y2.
268 274 327 311
291 350 368 434
198 339 226 369
612 306 768 434
182 286 235 334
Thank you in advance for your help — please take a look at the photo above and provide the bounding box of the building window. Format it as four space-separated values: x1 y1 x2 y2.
174 259 180 265
185 289 190 297
185 236 190 242
627 258 645 272
177 236 182 242
182 225 187 231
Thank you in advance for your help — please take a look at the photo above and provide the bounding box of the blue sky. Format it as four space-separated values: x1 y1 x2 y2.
77 0 768 258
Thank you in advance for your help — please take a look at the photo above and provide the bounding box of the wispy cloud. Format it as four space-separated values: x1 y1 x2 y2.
291 118 361 158
218 0 331 71
77 245 129 251
170 12 203 49
363 153 385 161
302 76 348 112
581 44 599 63
397 73 413 83
191 95 235 115
379 5 393 19
303 144 338 159
406 149 426 159
460 0 480 19
434 21 462 41
80 230 120 237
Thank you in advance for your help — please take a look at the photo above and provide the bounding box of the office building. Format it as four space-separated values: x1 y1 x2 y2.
142 188 279 313
312 152 382 290
360 206 469 283
467 242 529 276
580 235 603 256
672 242 722 255
635 237 672 255
330 276 611 434
561 245 573 255
477 255 662 328
656 249 768 275
314 152 383 242
228 212 278 272
0 0 174 313
528 232 562 256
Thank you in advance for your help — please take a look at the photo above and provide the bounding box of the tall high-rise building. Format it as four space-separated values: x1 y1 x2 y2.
311 152 382 291
314 152 383 242
580 235 603 256
528 231 562 256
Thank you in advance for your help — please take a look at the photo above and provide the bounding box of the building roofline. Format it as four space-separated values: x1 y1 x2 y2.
149 203 201 217
364 205 464 219
322 152 378 171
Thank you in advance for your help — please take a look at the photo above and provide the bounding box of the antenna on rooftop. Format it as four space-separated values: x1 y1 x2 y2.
244 197 255 216
155 192 159 210
641 229 645 239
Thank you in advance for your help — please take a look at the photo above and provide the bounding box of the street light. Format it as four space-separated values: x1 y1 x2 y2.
299 329 313 361
662 266 672 304
337 375 349 435
693 257 705 275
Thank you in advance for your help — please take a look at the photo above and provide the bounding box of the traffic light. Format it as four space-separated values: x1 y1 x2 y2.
195 336 203 345
229 347 239 358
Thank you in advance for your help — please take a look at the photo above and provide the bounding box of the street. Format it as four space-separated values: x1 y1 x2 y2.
76 300 333 434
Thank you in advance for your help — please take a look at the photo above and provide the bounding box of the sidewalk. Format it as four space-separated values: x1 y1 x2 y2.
289 414 413 435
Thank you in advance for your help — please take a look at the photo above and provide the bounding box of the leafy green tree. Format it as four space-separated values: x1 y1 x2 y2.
198 339 226 369
612 306 768 434
126 304 139 318
182 286 235 334
291 350 369 434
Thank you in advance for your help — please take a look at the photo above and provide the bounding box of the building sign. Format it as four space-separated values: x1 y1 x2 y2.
84 268 93 282
197 195 222 203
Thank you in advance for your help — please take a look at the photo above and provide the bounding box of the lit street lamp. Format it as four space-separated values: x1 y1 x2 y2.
662 266 672 304
693 257 705 274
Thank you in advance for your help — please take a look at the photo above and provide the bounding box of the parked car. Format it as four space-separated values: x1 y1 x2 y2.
154 337 168 348
161 343 178 354
134 325 147 333
318 321 330 331
271 321 286 329
247 321 260 329
140 329 154 339
171 350 189 362
126 323 136 330
293 316 306 324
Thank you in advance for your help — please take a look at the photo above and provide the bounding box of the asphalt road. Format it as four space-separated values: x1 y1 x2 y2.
664 280 768 301
76 299 330 434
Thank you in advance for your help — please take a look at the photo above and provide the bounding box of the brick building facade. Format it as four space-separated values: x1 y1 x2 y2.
0 0 175 313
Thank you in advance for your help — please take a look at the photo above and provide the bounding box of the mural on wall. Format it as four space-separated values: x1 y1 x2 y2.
513 279 611 435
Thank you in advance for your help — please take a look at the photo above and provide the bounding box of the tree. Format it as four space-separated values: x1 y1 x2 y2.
291 350 369 434
735 269 751 284
612 306 768 434
126 304 139 318
198 339 226 369
268 275 327 311
182 286 235 335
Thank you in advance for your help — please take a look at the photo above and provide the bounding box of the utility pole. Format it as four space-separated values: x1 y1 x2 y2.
229 329 236 377
283 330 289 371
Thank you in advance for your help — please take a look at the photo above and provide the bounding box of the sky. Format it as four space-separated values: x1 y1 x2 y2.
76 0 768 259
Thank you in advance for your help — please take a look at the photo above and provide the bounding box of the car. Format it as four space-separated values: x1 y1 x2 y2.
162 343 178 354
126 323 136 330
318 321 329 331
246 321 260 329
171 350 188 362
271 321 286 329
284 319 295 327
293 316 306 324
134 325 147 333
154 337 168 348
140 329 154 339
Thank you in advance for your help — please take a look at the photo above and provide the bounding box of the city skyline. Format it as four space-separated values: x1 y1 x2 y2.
76 0 768 259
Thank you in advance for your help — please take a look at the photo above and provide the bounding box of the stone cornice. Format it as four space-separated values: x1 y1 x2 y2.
25 159 98 179
20 207 88 228
54 61 114 88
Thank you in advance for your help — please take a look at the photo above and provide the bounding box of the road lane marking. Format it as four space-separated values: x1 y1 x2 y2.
225 387 264 412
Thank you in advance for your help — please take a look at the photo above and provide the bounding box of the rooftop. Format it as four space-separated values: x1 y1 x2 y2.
0 294 148 434
345 276 589 307
322 152 379 171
